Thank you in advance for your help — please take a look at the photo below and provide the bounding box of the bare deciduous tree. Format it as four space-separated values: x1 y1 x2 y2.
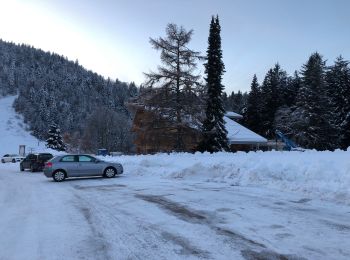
144 23 204 151
81 108 134 153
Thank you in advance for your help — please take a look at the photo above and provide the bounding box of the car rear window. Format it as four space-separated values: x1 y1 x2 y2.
39 154 53 160
28 154 36 160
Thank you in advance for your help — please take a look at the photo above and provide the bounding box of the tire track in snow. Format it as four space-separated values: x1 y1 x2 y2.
135 194 308 260
72 192 115 260
135 194 266 248
72 186 191 259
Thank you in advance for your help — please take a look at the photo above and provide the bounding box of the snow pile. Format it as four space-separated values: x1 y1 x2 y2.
109 150 350 203
0 96 53 155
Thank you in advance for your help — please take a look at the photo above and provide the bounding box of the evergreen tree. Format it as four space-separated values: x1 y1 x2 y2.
234 91 245 113
198 16 229 152
243 74 262 133
128 82 139 98
283 71 301 107
326 56 350 149
223 90 247 114
46 124 66 151
259 63 287 137
342 112 350 150
293 52 336 150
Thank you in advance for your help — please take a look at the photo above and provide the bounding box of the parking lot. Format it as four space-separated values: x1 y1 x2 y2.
0 162 349 260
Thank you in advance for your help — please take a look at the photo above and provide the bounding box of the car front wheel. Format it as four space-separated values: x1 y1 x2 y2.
12 159 16 163
104 167 116 178
53 171 66 182
1 159 4 163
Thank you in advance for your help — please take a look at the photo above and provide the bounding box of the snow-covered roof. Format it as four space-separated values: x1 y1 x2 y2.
225 116 267 144
225 111 243 119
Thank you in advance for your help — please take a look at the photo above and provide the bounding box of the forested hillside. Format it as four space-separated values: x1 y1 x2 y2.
0 39 137 152
243 53 350 150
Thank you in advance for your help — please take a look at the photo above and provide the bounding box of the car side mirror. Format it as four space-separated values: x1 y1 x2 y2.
95 160 100 163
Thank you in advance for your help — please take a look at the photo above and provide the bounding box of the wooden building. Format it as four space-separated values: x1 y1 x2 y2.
130 105 202 154
129 104 267 154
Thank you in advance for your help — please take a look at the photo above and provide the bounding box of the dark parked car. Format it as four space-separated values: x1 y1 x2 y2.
20 153 53 172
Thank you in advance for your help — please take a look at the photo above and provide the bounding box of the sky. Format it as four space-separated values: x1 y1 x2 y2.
0 0 349 93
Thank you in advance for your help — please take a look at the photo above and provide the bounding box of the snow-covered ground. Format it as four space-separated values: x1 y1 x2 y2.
0 95 48 155
0 162 349 260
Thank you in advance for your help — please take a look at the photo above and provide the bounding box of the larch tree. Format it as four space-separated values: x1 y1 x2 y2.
144 23 203 151
198 16 229 152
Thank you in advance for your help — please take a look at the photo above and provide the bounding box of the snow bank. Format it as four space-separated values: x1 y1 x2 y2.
106 150 350 204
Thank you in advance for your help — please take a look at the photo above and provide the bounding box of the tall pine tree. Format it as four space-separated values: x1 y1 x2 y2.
326 56 350 149
259 63 287 137
198 16 229 152
243 74 262 133
293 52 336 150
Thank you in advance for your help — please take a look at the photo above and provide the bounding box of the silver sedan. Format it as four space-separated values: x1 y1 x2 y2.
43 154 123 182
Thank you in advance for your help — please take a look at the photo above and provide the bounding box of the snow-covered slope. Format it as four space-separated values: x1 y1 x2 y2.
0 95 47 155
105 150 350 204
